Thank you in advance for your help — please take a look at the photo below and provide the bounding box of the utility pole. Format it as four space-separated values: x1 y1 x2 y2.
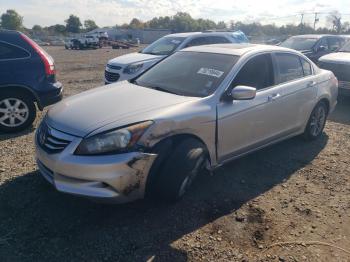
313 12 319 31
300 13 304 33
300 13 304 25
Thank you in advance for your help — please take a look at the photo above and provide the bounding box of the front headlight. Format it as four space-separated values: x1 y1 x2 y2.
75 121 153 155
123 62 143 74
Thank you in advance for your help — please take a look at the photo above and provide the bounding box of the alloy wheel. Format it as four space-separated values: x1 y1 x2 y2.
309 105 326 137
0 98 29 127
178 155 206 198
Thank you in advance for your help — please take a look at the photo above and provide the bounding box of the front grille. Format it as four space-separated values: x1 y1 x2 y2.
37 122 73 154
105 70 120 82
339 81 350 90
106 64 122 70
319 62 350 82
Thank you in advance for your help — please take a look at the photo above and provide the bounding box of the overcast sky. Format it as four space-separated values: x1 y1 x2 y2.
0 0 349 28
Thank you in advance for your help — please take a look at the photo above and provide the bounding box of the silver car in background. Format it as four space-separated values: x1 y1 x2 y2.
35 44 338 203
104 31 248 84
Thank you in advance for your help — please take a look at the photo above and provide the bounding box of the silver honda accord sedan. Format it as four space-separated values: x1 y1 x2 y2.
35 44 338 203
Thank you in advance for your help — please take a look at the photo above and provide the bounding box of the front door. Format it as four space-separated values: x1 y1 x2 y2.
217 53 286 162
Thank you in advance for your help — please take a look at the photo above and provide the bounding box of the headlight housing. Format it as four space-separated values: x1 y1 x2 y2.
75 121 153 155
123 62 143 74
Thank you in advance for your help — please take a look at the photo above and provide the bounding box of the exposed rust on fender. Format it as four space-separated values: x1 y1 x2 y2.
122 181 140 196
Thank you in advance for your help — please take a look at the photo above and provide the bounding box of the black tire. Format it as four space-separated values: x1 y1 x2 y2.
151 138 208 202
0 90 36 133
303 101 328 141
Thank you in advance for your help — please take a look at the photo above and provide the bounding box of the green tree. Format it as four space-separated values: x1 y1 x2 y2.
0 9 23 30
129 18 144 29
84 19 98 31
65 14 82 33
216 21 227 29
32 25 42 32
48 24 66 34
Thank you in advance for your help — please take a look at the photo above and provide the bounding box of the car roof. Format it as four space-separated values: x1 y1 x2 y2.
181 44 298 56
290 34 339 39
165 31 235 38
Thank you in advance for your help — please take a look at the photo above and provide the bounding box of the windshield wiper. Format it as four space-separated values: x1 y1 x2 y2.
132 81 178 95
149 86 178 95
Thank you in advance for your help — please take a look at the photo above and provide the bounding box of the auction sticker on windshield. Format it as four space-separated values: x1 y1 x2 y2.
197 68 224 78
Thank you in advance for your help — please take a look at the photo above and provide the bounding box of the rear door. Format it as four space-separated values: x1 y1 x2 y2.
273 53 318 132
217 53 287 162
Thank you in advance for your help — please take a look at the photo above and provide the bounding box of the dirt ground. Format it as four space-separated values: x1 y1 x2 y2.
0 46 350 262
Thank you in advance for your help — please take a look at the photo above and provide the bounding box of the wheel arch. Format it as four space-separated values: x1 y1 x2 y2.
318 97 330 115
0 84 41 109
144 133 212 197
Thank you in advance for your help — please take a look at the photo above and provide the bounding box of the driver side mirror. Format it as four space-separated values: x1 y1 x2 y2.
229 86 256 100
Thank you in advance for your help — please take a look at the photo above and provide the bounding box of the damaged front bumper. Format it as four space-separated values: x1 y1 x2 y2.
35 135 157 203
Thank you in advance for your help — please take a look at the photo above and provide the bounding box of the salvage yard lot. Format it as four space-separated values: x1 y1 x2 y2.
0 46 350 262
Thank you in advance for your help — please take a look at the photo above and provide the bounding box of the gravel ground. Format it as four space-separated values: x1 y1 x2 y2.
0 46 350 262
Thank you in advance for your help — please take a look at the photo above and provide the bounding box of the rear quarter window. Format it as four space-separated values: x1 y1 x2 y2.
275 53 304 83
0 41 30 60
300 58 312 76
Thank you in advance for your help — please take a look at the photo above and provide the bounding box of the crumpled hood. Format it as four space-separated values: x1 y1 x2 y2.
108 52 164 65
319 52 350 65
46 82 196 137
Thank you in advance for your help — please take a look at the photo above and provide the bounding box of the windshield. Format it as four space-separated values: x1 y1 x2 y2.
280 37 318 51
134 51 239 97
339 41 350 52
141 37 185 55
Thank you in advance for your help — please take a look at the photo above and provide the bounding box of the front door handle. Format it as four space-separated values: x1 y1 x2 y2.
307 81 317 88
268 93 281 102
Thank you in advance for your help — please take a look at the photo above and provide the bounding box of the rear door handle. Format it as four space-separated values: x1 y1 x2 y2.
268 93 281 102
307 81 317 88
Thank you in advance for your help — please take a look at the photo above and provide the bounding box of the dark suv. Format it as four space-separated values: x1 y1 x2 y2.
280 35 346 63
0 30 63 132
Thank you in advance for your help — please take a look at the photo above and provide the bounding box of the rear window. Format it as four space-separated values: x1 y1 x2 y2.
0 41 29 60
275 53 304 83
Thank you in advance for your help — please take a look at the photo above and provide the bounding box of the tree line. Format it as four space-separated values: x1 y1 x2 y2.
1 9 349 37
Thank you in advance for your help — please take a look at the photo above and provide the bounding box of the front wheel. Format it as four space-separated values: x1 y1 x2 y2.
151 138 208 202
303 101 328 140
0 91 36 133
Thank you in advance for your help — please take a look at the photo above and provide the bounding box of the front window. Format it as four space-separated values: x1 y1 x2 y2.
339 41 350 52
141 37 185 56
280 37 318 51
134 51 239 97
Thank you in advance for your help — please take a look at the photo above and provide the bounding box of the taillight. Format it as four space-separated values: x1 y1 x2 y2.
20 33 55 76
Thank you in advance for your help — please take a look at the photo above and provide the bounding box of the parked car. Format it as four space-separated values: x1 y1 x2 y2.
65 38 77 49
280 35 346 63
104 31 249 84
318 40 350 96
35 44 337 203
33 39 50 46
0 30 63 132
50 39 65 46
65 36 100 50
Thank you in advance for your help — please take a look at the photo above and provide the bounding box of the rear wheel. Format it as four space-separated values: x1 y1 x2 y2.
151 138 208 202
303 101 328 140
0 91 36 133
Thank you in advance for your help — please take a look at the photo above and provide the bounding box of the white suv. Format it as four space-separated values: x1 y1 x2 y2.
104 31 248 84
